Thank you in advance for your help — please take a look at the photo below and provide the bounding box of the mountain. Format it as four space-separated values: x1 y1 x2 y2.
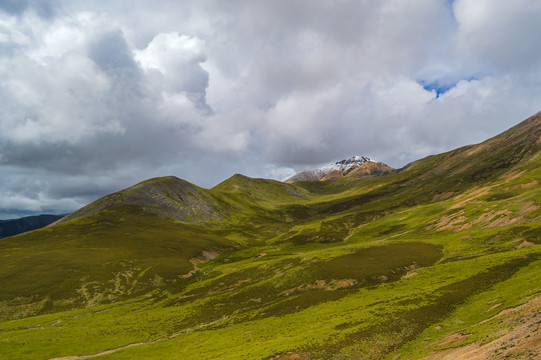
284 155 394 182
1 112 541 360
0 214 65 239
54 176 233 225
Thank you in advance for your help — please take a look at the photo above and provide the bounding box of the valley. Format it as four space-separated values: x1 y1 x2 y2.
1 112 541 359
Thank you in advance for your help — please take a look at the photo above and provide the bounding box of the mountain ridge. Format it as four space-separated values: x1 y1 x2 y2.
0 214 65 238
1 111 541 359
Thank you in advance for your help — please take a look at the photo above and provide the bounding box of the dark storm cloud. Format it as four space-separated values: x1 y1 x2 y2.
0 0 56 18
89 31 139 73
1 0 541 217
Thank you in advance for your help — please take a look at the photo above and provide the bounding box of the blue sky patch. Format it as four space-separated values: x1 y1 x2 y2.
418 76 478 98
419 80 455 97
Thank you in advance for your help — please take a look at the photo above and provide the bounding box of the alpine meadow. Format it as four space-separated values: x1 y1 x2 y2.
2 111 541 359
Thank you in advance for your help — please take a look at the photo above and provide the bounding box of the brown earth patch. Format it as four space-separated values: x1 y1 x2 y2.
449 163 475 177
421 294 541 360
179 268 198 279
519 200 540 215
320 170 344 181
190 250 220 264
402 271 419 279
511 179 540 190
476 209 524 228
448 187 492 210
432 332 472 348
346 161 394 177
501 170 528 182
433 192 457 201
268 352 309 360
515 240 534 250
434 208 528 231
486 302 503 312
279 279 357 296
182 250 222 278
430 213 472 232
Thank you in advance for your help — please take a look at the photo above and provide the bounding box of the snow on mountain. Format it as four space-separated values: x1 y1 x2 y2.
284 155 375 183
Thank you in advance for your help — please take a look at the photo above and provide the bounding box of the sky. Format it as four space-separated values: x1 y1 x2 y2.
1 0 541 219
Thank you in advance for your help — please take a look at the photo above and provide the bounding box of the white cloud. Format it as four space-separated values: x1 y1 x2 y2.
135 33 205 74
266 88 340 146
134 32 208 95
454 0 541 72
1 0 541 217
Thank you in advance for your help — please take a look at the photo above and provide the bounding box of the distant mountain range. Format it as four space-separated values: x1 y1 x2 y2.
0 214 65 239
284 155 394 182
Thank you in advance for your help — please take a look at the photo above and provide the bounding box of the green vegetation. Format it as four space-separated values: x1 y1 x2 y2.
1 113 541 359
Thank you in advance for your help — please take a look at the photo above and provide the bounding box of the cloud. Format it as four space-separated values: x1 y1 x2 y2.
0 0 57 18
0 0 540 217
454 0 541 73
135 33 207 89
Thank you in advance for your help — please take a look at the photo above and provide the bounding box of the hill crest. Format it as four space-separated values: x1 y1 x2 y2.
54 176 231 225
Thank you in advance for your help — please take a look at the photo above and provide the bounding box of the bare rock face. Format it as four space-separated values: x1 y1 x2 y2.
284 156 394 183
345 161 394 177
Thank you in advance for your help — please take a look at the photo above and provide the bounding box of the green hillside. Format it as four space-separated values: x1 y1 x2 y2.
1 112 541 359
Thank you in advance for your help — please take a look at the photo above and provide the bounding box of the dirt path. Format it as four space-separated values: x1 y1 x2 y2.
48 315 229 360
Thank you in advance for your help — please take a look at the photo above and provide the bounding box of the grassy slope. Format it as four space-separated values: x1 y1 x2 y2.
1 113 541 359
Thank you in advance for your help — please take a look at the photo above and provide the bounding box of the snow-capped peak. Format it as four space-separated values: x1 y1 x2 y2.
319 155 371 174
284 155 375 182
335 155 372 167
